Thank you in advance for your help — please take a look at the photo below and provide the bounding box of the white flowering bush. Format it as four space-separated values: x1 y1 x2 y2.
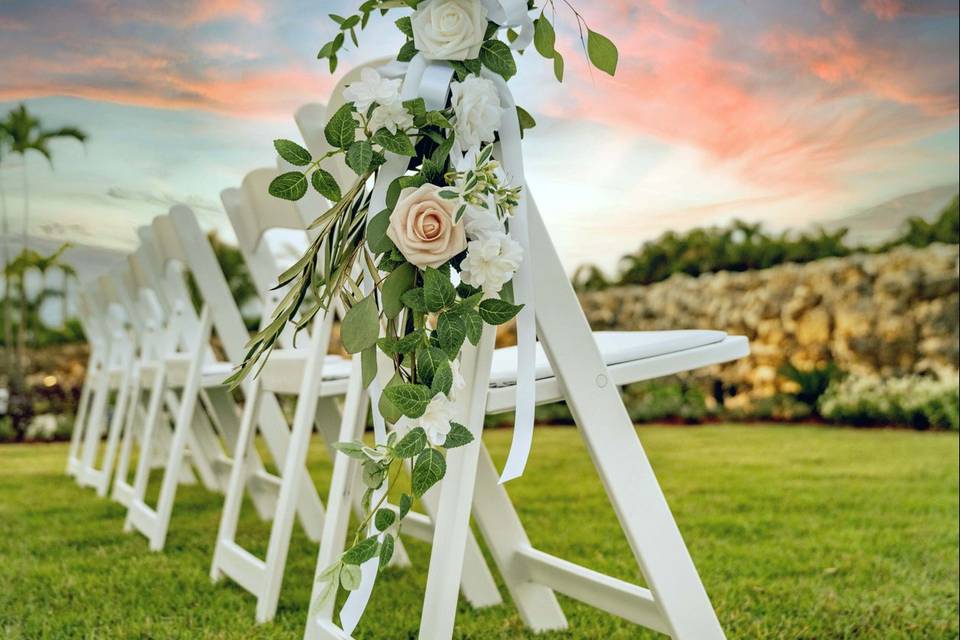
819 374 960 430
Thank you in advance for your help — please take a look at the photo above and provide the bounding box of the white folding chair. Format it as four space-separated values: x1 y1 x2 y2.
303 59 750 640
126 207 334 553
66 287 110 477
73 276 137 495
210 159 503 623
112 249 197 507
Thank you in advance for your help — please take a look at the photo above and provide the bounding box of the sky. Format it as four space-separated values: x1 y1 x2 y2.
0 0 957 274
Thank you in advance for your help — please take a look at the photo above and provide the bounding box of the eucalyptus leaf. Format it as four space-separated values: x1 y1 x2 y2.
587 29 619 76
533 16 556 58
341 293 380 354
361 346 378 388
367 208 394 255
340 563 362 591
381 263 415 319
378 373 404 424
332 441 367 459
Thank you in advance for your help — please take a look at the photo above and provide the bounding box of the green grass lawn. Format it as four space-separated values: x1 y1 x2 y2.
1 425 957 639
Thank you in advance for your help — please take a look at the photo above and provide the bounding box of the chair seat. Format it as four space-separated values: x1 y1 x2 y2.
150 352 353 390
489 330 727 387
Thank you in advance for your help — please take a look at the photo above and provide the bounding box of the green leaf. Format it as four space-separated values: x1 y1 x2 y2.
404 98 427 126
412 448 446 497
378 534 395 572
340 563 362 590
587 29 618 76
400 288 427 313
274 139 312 166
423 267 456 312
533 16 556 58
462 308 483 345
343 536 380 565
311 168 342 202
437 313 466 359
398 493 413 520
394 427 427 459
479 39 517 80
516 106 537 135
367 208 394 254
375 508 396 531
553 50 565 82
363 460 387 489
268 172 308 201
478 299 524 325
431 359 453 396
395 16 413 37
425 111 452 128
341 293 380 354
381 263 415 319
417 346 448 387
397 39 418 62
378 373 404 423
361 346 378 388
346 140 374 174
324 103 356 149
332 441 367 459
383 383 432 418
372 128 416 156
394 330 424 354
443 422 474 449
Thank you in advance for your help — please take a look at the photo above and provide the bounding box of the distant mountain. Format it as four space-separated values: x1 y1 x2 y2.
819 184 959 246
1 235 124 282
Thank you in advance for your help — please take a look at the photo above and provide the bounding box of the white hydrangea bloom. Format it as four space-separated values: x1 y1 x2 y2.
463 203 503 240
415 393 456 446
451 74 502 150
368 100 415 134
459 234 523 294
343 67 401 112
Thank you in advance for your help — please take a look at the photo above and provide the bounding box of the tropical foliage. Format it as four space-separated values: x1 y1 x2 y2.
574 196 960 291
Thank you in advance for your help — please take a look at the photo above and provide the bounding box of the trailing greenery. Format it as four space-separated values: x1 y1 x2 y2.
1 428 957 638
574 195 960 291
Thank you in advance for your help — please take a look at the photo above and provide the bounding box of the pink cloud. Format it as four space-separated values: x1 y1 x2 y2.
90 0 264 27
862 0 903 20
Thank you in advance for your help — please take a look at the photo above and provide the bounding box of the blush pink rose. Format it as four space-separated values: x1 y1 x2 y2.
387 184 467 269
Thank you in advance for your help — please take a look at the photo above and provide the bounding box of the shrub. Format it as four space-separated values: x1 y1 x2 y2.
819 373 960 430
622 380 712 423
779 362 844 411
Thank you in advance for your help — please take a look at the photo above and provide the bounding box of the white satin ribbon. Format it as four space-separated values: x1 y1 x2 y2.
482 0 535 50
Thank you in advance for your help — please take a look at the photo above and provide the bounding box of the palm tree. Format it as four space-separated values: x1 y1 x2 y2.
3 104 87 248
0 104 86 440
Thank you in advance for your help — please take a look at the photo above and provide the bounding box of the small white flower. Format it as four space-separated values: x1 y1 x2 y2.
463 203 503 240
451 75 502 150
449 358 466 398
412 0 488 61
459 234 523 294
343 67 401 112
368 100 415 135
415 393 456 446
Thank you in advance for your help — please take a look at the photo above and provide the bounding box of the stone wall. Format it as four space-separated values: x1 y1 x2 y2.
578 244 959 404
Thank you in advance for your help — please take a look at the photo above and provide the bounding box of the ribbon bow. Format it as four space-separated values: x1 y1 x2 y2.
482 0 535 50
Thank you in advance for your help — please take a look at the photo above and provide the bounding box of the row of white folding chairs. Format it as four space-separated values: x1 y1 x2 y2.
64 58 750 639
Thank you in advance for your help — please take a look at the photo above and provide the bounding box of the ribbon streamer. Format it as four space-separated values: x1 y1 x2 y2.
482 0 535 50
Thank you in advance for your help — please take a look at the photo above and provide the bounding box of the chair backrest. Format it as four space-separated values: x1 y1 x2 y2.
163 206 252 365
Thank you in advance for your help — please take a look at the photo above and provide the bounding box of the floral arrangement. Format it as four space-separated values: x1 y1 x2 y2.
226 0 617 618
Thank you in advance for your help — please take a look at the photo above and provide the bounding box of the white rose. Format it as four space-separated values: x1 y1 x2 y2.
451 74 502 150
459 233 523 294
343 67 402 112
412 0 488 61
